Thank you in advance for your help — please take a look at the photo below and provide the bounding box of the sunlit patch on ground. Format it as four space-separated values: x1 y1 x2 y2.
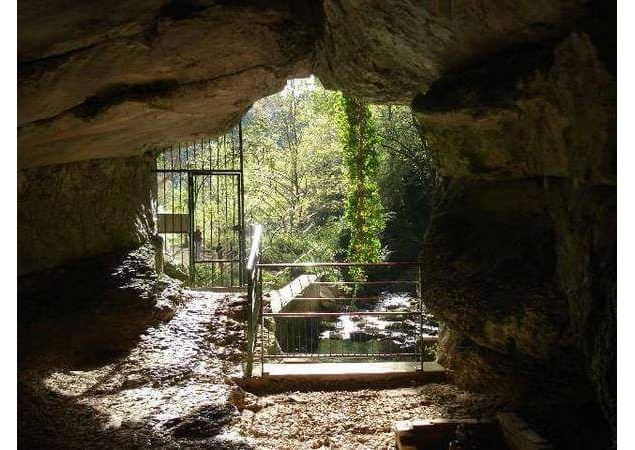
20 292 248 447
21 290 499 449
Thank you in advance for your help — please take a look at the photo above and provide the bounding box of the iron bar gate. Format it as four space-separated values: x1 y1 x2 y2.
155 123 245 287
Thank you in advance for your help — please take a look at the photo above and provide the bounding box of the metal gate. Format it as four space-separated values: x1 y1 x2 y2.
190 171 243 286
155 124 245 287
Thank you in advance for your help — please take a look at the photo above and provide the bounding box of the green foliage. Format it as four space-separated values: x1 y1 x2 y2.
336 95 386 280
242 78 348 286
372 105 438 261
155 78 438 290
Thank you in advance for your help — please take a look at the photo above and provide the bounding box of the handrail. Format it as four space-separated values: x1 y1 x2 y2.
244 241 432 375
310 281 418 285
257 261 420 268
244 224 263 377
256 261 430 374
246 224 263 271
263 311 420 317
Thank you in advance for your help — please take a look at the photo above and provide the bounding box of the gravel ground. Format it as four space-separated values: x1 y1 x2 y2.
19 289 500 449
232 384 499 449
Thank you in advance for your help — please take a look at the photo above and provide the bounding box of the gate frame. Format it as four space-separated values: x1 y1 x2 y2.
188 170 245 286
154 121 246 288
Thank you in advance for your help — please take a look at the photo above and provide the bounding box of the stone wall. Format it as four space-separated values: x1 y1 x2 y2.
18 154 157 275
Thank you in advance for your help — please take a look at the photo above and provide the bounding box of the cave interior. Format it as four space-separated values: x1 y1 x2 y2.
17 0 616 448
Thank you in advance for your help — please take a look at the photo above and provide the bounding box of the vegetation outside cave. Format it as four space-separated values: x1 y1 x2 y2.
242 76 437 287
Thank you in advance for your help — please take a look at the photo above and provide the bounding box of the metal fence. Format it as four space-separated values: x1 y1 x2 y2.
155 124 245 287
244 227 438 377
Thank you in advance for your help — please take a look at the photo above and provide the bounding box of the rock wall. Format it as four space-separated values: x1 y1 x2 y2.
315 0 582 103
18 154 157 275
18 0 321 168
17 0 616 445
413 24 615 444
18 0 592 169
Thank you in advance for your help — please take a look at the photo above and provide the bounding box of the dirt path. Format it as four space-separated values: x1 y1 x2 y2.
19 290 500 449
233 384 498 449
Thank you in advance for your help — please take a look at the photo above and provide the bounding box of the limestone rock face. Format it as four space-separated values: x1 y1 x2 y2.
315 0 582 103
18 0 590 168
18 154 157 275
413 32 615 184
413 22 615 441
18 0 320 168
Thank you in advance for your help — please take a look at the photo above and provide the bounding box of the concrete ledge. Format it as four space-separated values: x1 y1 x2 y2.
269 274 317 313
264 361 443 376
235 361 446 393
394 413 553 450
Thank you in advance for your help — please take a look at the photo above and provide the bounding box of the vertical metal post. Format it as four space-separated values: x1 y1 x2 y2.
418 263 424 371
245 266 254 377
170 148 175 265
188 172 196 286
258 239 264 375
238 119 246 285
244 225 262 377
235 173 242 285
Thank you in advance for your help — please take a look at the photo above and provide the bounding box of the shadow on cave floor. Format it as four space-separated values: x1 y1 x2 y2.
18 286 252 449
17 275 505 449
16 248 611 448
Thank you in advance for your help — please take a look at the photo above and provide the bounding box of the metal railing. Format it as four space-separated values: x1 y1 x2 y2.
244 224 263 377
243 227 438 377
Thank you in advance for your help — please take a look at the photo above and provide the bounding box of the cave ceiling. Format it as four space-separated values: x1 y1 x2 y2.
18 0 585 168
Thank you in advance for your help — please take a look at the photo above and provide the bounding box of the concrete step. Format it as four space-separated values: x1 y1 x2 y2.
235 361 446 393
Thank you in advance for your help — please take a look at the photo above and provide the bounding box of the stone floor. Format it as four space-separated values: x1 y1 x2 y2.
19 290 250 448
18 289 500 449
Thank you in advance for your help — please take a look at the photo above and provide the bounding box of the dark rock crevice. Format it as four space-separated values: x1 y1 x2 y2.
72 79 182 119
156 0 207 22
412 39 560 113
23 61 285 130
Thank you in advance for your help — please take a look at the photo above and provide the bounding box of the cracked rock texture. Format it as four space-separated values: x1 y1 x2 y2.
18 0 321 168
18 0 615 447
413 9 615 443
314 0 582 103
18 0 588 169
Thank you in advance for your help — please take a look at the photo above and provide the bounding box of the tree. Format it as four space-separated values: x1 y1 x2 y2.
242 78 347 266
372 105 438 261
337 95 385 279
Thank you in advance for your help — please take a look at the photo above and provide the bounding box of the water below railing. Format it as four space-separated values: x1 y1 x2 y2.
262 285 439 362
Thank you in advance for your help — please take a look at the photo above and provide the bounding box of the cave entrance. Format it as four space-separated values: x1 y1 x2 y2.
155 123 245 287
